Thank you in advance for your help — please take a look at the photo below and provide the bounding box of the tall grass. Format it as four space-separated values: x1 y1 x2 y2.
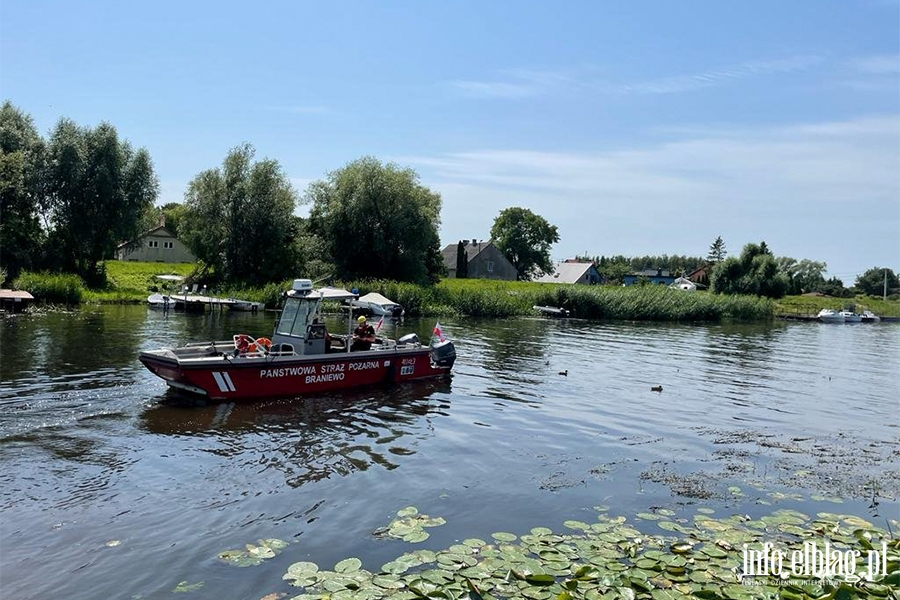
12 271 85 304
342 278 774 321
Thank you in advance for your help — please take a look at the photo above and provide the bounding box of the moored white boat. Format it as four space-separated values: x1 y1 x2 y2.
350 292 404 317
228 299 264 312
147 293 172 309
817 309 844 323
839 310 862 323
860 310 881 323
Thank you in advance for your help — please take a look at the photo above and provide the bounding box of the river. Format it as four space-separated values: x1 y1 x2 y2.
1 306 897 599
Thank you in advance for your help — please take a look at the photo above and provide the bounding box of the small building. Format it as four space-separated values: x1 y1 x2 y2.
623 268 676 286
441 239 517 280
687 264 711 284
535 260 601 285
0 289 34 313
116 225 195 263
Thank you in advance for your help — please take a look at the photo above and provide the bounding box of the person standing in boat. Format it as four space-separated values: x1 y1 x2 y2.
351 315 376 351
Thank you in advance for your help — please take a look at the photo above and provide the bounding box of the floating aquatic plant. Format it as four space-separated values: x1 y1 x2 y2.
218 538 289 567
172 580 204 593
371 506 446 544
281 507 899 599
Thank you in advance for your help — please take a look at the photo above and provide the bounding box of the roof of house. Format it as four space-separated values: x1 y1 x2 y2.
441 239 494 268
535 261 596 284
629 268 675 278
116 225 176 249
0 289 35 300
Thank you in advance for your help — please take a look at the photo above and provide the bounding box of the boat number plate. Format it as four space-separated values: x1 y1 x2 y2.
400 365 415 376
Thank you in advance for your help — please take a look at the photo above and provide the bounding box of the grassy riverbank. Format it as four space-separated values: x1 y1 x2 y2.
13 261 900 321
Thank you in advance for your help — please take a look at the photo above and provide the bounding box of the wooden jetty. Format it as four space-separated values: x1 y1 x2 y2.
169 294 262 313
0 289 34 313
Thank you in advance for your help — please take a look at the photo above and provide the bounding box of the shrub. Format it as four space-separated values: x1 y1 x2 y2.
13 271 85 304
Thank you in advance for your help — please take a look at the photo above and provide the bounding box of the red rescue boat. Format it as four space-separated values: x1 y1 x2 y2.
139 279 456 401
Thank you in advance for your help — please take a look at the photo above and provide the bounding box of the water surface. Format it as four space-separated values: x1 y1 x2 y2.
1 307 897 599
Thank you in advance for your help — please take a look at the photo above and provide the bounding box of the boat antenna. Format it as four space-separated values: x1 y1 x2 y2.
312 273 334 287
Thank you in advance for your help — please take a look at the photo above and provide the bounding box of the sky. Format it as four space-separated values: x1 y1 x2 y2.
1 1 898 280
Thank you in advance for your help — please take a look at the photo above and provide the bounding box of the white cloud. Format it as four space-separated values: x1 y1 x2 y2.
605 55 824 95
399 115 900 276
847 54 900 74
446 55 823 99
264 105 331 114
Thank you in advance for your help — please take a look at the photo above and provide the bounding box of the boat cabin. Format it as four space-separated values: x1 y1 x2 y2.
272 279 360 355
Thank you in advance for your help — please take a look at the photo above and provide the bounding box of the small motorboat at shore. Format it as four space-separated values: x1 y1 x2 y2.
147 293 172 309
533 305 570 318
350 292 404 317
839 310 862 323
860 310 881 323
817 309 844 323
228 299 264 312
139 279 455 401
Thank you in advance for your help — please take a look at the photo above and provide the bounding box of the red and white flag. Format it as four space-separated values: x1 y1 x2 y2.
375 315 385 332
433 322 445 342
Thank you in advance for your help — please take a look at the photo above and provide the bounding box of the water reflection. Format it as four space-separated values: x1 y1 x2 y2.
140 380 452 487
2 306 898 600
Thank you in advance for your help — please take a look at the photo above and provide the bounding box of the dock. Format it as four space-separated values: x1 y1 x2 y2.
169 295 262 313
0 289 34 313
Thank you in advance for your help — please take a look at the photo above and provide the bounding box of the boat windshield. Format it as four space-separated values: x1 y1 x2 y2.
276 297 313 338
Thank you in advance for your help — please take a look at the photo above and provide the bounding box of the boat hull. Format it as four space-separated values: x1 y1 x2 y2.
140 345 452 401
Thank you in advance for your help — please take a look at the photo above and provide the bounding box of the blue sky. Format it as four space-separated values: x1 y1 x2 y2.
2 1 898 280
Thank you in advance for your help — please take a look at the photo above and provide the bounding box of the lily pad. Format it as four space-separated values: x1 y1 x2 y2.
335 557 362 573
173 580 204 593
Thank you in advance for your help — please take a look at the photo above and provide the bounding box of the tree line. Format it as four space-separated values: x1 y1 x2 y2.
0 103 451 287
578 235 897 300
1 102 562 289
3 102 895 299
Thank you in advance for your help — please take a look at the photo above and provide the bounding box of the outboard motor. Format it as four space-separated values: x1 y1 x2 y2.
430 339 456 368
397 333 419 347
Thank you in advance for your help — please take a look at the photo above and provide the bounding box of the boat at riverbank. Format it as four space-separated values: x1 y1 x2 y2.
817 308 844 323
139 279 456 401
350 292 404 317
533 305 570 318
839 309 862 323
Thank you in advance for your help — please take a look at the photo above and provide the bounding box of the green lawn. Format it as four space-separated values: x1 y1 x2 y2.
83 260 195 302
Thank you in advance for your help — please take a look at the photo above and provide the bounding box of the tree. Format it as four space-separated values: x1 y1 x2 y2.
707 236 727 264
776 257 827 295
135 201 187 237
160 202 187 236
181 144 300 285
44 118 158 285
854 267 899 297
711 241 790 298
819 276 853 298
490 207 560 280
0 102 46 280
456 241 468 278
306 157 444 284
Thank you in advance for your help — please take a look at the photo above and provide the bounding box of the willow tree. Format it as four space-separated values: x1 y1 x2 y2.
0 102 45 280
711 241 789 298
306 157 443 284
180 144 300 285
44 118 158 285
